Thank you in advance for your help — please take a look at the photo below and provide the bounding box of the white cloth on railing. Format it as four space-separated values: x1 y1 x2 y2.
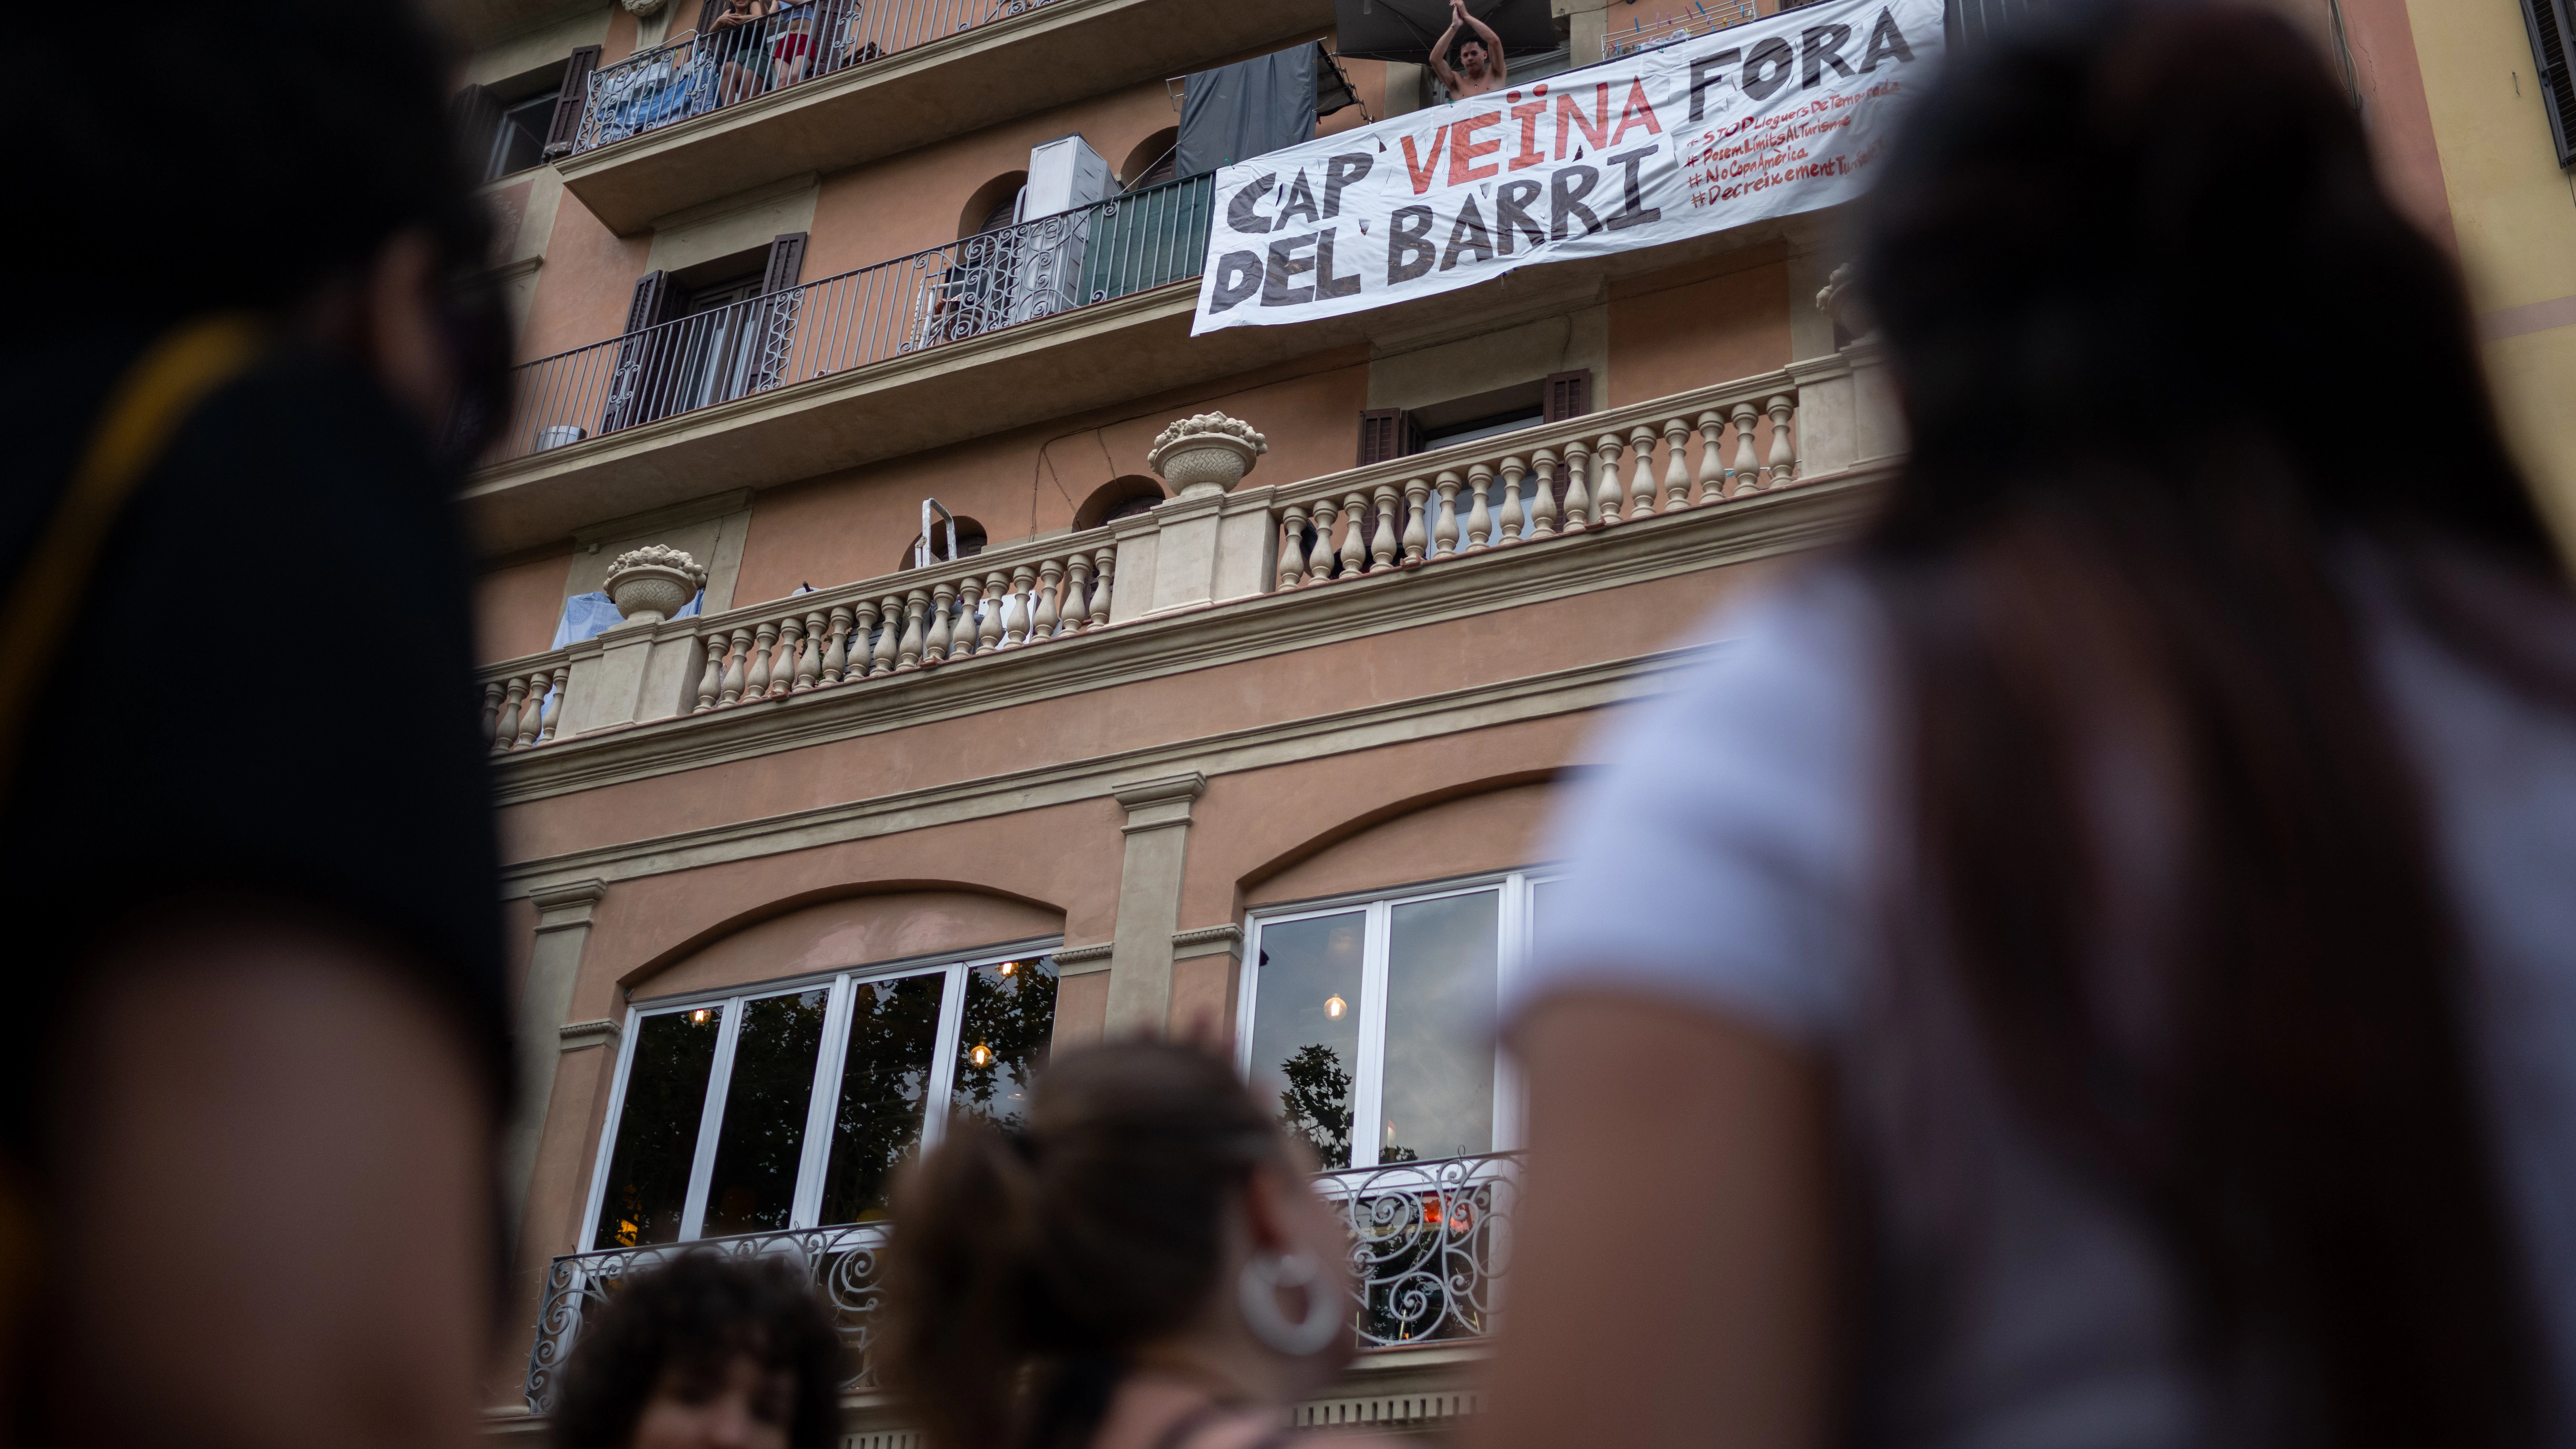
551 589 703 649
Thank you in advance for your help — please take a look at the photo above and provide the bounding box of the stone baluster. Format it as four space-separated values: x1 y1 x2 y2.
872 595 902 676
953 578 984 656
1339 491 1370 578
1003 565 1036 647
1032 558 1063 641
1062 552 1093 635
538 664 571 742
1400 477 1431 565
1465 462 1495 552
895 590 928 670
1730 401 1762 497
1594 433 1628 524
694 635 724 713
822 606 852 684
507 676 539 749
1629 425 1659 520
1560 439 1592 532
1496 456 1525 547
1765 394 1798 487
924 582 955 663
766 617 800 698
1662 418 1693 511
489 678 523 751
1276 504 1309 592
979 572 1007 653
1435 469 1465 557
794 611 824 690
1695 410 1726 505
1370 484 1402 573
1089 547 1115 628
850 600 882 680
719 628 751 705
480 681 502 741
739 622 772 699
520 673 548 746
1529 450 1558 539
1302 498 1337 585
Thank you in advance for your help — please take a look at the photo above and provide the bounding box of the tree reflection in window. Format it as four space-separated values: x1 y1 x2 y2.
950 956 1058 1130
593 1005 724 1248
1247 911 1365 1168
702 989 829 1236
818 974 946 1225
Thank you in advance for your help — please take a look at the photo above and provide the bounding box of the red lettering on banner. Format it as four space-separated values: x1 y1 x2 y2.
1610 79 1663 145
1554 84 1613 158
1449 111 1504 185
1401 126 1451 194
1507 98 1549 170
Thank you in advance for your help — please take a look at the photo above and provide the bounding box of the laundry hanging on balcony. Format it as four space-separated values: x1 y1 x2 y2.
1189 0 1942 335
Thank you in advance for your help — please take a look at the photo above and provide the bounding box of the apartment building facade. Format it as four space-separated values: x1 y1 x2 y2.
446 0 2567 1440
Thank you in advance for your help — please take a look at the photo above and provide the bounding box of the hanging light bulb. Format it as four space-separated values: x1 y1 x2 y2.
999 960 1017 977
690 1008 712 1025
1324 994 1347 1019
968 1041 995 1068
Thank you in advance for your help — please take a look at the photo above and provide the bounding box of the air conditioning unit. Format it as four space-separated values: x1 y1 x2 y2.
1006 135 1113 324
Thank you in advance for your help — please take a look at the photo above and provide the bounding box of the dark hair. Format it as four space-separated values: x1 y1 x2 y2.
21 0 510 457
553 1252 848 1449
882 1042 1290 1449
1854 3 2557 1445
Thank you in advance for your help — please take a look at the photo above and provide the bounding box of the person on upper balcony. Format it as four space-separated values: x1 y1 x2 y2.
1428 0 1505 101
708 0 787 106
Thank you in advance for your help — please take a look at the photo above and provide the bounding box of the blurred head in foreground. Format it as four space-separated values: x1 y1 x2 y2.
883 1042 1356 1449
21 0 509 455
553 1253 847 1449
1854 1 2561 1444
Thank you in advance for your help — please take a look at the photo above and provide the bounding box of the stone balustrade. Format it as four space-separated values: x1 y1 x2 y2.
475 348 1899 758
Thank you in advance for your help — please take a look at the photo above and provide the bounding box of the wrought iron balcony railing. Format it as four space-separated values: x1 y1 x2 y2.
523 1150 1519 1412
490 171 1211 466
569 0 1069 156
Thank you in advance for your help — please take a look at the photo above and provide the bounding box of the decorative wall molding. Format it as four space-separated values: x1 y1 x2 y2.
1051 942 1114 974
557 1019 622 1051
1170 924 1244 961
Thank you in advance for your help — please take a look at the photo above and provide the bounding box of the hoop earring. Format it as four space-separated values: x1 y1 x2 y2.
1237 1250 1343 1357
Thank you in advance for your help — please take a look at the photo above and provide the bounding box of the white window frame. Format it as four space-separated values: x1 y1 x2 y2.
580 935 1060 1250
1235 868 1559 1170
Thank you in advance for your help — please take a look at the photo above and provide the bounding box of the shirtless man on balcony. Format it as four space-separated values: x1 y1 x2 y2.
1429 0 1507 101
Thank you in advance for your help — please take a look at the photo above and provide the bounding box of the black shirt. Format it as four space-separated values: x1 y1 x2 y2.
0 330 510 1157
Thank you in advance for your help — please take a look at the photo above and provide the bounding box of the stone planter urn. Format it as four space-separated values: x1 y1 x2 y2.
1147 412 1268 499
603 544 707 627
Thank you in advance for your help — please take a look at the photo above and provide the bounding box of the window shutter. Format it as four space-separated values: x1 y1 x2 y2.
695 0 725 34
761 232 810 294
1357 407 1414 466
1542 370 1591 423
2521 0 2576 166
450 84 503 182
544 45 603 155
624 271 678 335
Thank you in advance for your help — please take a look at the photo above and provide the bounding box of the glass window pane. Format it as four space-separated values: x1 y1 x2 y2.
1381 892 1500 1163
951 955 1059 1131
818 973 947 1225
593 1005 725 1249
1247 912 1366 1169
700 989 830 1238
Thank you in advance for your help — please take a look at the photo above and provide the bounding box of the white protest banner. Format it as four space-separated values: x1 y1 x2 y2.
1189 0 1942 335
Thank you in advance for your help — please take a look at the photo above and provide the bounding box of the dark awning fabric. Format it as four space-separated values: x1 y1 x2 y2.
1329 0 1558 63
1178 43 1318 177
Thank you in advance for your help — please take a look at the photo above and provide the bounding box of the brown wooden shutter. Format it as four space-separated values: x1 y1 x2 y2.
2520 0 2576 165
450 84 503 182
1357 407 1415 467
624 271 678 334
696 0 726 35
543 45 603 155
1543 370 1591 423
760 232 809 293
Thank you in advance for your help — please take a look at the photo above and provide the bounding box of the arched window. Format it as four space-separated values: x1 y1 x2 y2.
958 172 1028 238
1120 127 1179 190
1074 475 1166 531
900 516 988 572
